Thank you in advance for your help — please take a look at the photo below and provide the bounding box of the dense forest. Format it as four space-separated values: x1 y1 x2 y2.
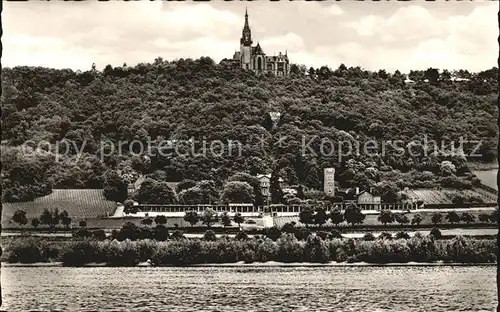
1 57 498 204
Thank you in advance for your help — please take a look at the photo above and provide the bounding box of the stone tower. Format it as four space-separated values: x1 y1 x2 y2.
240 8 253 70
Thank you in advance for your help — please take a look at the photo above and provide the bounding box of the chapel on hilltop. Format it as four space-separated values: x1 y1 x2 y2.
231 9 290 76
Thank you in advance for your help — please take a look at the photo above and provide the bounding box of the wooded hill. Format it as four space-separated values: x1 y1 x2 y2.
1 57 498 203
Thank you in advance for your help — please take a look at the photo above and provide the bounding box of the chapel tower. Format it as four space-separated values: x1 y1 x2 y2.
240 8 253 70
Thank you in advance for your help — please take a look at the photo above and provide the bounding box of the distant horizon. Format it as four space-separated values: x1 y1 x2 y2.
3 1 497 73
2 58 497 76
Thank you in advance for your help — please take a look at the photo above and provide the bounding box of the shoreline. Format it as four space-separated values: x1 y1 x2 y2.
2 261 497 268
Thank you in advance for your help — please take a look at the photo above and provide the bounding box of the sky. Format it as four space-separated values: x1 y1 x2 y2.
3 1 498 73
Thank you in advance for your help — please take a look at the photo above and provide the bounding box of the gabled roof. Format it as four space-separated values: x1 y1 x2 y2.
252 43 265 55
357 190 381 197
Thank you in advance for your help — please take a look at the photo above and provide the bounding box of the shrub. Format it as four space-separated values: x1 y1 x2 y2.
170 230 185 240
265 226 282 241
378 232 393 240
255 239 278 262
281 222 296 234
395 232 410 240
111 230 119 240
203 230 217 241
153 225 170 241
135 240 159 262
73 229 92 239
407 235 438 262
316 231 329 240
429 228 442 239
363 233 376 241
117 222 142 241
61 240 102 266
304 235 330 263
102 240 141 266
92 229 107 241
336 238 357 262
8 238 48 263
327 239 343 261
235 231 249 241
276 234 304 262
294 227 312 241
241 248 256 263
329 229 343 240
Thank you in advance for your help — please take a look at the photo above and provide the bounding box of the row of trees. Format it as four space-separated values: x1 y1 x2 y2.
115 173 264 208
12 209 72 231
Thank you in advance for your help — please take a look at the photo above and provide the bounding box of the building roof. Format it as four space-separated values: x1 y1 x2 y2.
357 190 381 197
2 189 117 222
252 43 265 55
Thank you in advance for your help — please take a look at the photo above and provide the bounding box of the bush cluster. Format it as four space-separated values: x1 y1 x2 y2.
6 234 496 266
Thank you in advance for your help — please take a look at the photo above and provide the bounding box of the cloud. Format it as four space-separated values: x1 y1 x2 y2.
328 4 344 16
2 2 497 72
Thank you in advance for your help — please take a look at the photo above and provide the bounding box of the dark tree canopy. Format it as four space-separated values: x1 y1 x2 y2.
1 61 497 202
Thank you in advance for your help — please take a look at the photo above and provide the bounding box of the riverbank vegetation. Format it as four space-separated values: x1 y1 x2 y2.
4 231 496 266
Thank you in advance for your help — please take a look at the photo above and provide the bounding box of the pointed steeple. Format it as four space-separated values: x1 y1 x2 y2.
240 8 252 46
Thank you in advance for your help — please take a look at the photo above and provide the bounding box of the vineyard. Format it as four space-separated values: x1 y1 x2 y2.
409 189 453 205
408 188 496 205
2 189 117 225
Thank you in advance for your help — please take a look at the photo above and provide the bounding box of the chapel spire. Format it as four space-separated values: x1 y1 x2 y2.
240 8 252 46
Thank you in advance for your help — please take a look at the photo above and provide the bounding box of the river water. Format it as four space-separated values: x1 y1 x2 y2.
1 265 496 312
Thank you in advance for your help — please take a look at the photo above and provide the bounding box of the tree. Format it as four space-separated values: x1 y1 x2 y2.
141 217 153 227
103 170 128 203
411 214 423 225
424 67 440 84
154 215 168 226
175 179 197 193
40 208 60 232
221 181 254 203
233 212 245 228
489 210 498 223
431 212 443 225
135 178 176 204
178 180 219 205
395 214 410 225
79 220 87 228
343 204 365 226
299 207 315 227
200 208 219 228
296 185 305 199
228 172 264 206
184 211 199 227
220 212 232 228
314 207 328 227
460 212 475 224
123 199 138 214
329 208 344 226
429 227 442 239
59 210 72 229
31 218 40 229
12 210 28 227
445 211 460 224
377 210 395 226
203 230 217 241
478 213 491 223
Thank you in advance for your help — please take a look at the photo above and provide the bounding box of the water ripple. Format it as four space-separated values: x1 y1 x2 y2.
1 266 496 312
